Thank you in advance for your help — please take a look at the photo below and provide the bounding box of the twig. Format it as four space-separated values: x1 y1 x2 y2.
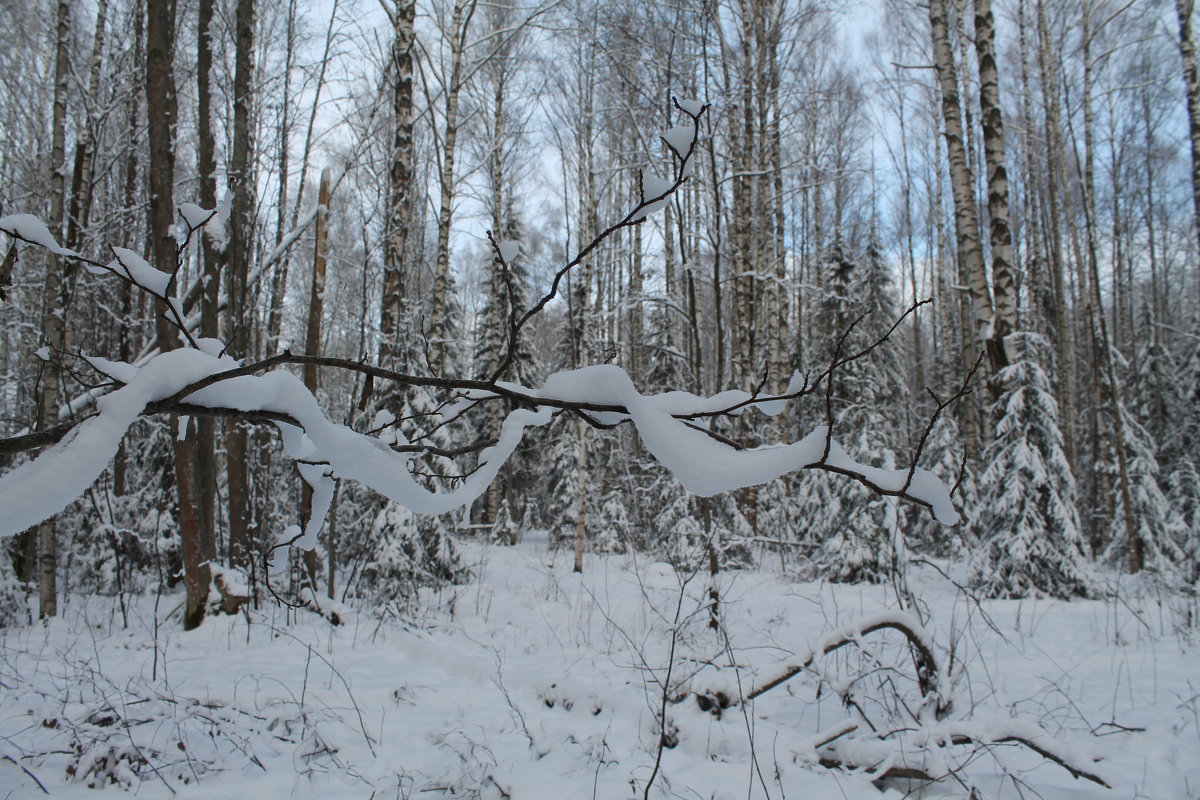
2 754 49 795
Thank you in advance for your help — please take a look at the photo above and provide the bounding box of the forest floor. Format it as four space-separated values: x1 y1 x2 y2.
0 531 1197 799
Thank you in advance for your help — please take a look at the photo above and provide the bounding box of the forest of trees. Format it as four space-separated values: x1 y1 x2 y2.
1 0 1198 627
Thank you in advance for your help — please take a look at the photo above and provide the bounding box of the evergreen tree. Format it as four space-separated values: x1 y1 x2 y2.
1165 460 1200 584
361 502 468 606
970 333 1093 599
1101 405 1189 580
803 237 906 583
544 412 585 551
591 489 631 554
490 495 518 546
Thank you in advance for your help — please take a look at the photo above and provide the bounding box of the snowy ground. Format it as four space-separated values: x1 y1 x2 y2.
0 533 1197 799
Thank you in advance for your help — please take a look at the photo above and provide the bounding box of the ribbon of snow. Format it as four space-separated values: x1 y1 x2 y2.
741 609 941 703
0 213 82 259
0 355 957 541
816 718 1111 788
713 609 1111 788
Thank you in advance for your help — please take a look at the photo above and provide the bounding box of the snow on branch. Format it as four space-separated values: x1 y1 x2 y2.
0 98 962 555
694 609 1111 789
0 346 958 539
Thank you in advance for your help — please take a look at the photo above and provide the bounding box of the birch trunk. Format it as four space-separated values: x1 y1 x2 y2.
428 0 478 377
571 76 597 572
973 0 1015 363
1177 0 1200 278
380 0 417 367
928 0 994 356
34 0 72 619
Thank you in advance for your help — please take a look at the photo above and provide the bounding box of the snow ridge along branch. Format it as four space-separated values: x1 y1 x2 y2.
0 97 960 554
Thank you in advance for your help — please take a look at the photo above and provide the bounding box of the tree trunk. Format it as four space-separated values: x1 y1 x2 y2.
65 0 108 252
148 0 213 627
300 169 331 588
1177 0 1200 279
265 0 296 353
573 416 587 573
268 0 338 353
730 1 756 392
225 0 257 572
112 5 143 501
1079 0 1141 571
31 0 73 619
1035 0 1078 471
380 0 417 368
973 0 1015 364
571 77 597 572
929 0 994 359
191 0 220 606
767 36 788 394
147 0 179 354
428 0 477 377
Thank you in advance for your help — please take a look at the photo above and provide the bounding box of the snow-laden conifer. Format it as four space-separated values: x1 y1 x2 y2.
970 333 1093 598
1101 405 1189 580
803 237 906 583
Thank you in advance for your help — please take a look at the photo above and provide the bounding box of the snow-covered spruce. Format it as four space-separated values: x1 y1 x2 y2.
1100 402 1190 581
970 333 1094 599
799 237 908 583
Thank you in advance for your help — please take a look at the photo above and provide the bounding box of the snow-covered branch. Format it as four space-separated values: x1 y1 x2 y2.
0 98 960 573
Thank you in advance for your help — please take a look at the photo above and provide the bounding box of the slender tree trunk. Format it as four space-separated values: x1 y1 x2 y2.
573 415 587 573
1036 0 1078 471
706 129 725 394
65 0 108 252
973 0 1015 364
482 73 508 524
730 2 756 392
1080 0 1141 571
664 201 677 365
268 0 338 354
897 85 926 394
225 0 257 572
629 195 644 382
380 0 416 367
112 6 143 501
190 0 219 603
768 42 788 394
929 0 993 357
571 77 597 572
1177 0 1200 278
34 0 73 619
300 169 331 588
148 0 212 628
265 0 296 352
326 484 338 599
1141 76 1163 330
428 0 478 377
147 0 178 354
